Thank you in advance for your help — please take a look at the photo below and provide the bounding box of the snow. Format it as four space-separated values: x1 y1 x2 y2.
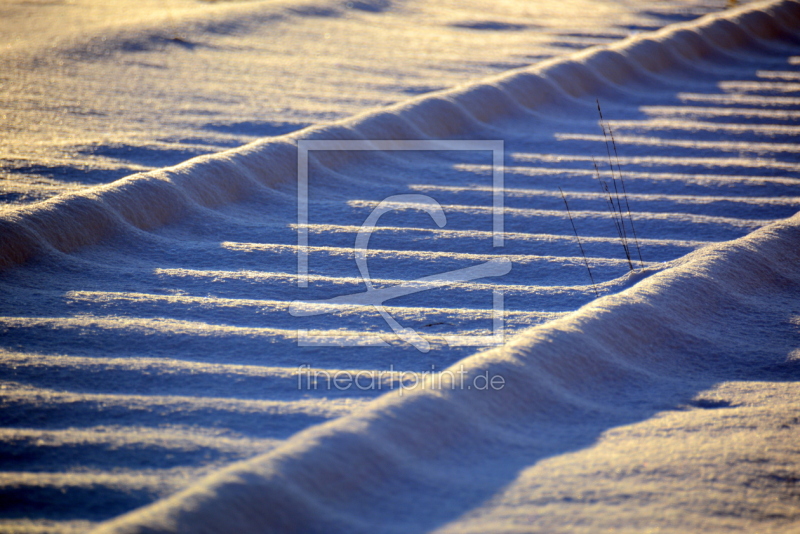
0 0 741 204
1 0 800 532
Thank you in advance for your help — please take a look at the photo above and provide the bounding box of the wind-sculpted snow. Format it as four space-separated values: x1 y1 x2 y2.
0 0 799 531
93 213 800 534
1 0 799 267
2 0 731 205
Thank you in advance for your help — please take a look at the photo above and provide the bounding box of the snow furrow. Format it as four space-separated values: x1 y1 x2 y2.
0 0 798 530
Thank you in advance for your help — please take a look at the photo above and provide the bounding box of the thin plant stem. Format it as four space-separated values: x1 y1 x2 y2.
593 158 633 271
596 99 634 271
559 187 599 298
606 121 644 268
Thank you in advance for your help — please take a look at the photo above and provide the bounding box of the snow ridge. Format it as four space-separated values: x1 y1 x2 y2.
74 0 800 531
2 0 798 269
91 209 800 534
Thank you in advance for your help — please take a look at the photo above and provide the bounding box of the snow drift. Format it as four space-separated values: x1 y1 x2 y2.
90 205 800 534
66 1 800 531
2 0 798 269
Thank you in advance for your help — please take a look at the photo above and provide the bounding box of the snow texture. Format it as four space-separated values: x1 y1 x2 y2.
0 0 799 532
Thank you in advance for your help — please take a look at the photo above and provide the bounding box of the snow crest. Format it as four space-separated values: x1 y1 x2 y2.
2 0 798 269
75 1 800 531
91 213 800 534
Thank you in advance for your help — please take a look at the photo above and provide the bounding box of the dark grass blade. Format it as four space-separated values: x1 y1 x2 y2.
559 187 599 298
596 100 634 271
605 121 645 268
593 158 633 271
